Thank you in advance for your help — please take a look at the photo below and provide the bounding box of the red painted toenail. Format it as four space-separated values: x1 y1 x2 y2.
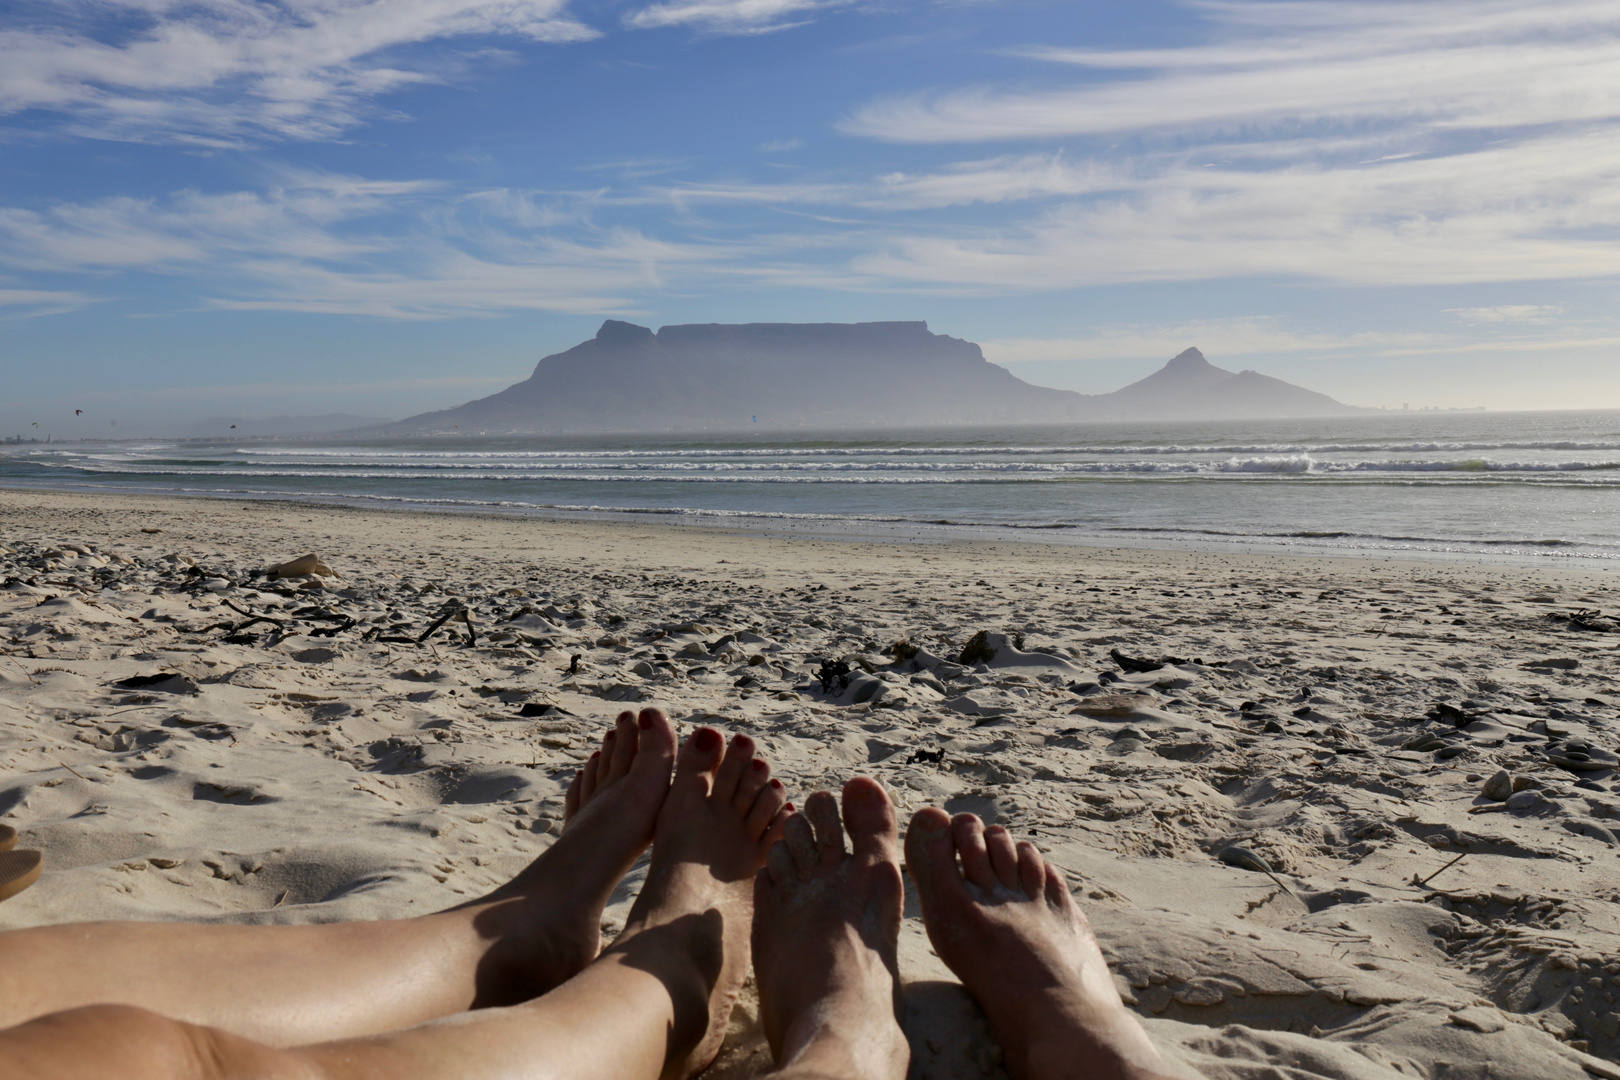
752 759 767 771
638 711 654 729
604 730 615 740
694 728 722 751
770 779 783 789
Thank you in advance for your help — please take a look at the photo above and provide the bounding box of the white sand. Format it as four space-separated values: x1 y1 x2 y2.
3 487 1619 1080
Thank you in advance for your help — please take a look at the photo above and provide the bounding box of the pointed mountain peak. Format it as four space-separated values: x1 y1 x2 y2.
1164 347 1210 372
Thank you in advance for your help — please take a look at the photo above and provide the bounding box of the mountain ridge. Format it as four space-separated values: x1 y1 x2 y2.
378 322 1366 435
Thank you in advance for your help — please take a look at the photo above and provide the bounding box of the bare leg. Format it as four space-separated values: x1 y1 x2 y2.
904 810 1180 1080
0 726 790 1080
753 777 909 1080
0 708 677 1046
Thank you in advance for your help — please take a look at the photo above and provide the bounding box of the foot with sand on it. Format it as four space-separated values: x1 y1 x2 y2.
905 807 1185 1080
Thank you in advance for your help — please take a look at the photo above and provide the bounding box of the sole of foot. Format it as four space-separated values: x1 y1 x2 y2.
904 809 1176 1080
608 726 790 1080
754 776 910 1080
467 708 677 1004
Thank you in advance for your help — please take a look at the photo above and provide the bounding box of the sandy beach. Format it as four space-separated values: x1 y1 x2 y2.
3 486 1619 1080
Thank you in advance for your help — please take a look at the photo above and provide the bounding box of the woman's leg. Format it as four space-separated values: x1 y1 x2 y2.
0 725 791 1080
0 708 691 1047
752 778 910 1080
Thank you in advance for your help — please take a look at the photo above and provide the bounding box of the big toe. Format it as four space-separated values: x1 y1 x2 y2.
674 725 725 792
629 707 677 783
904 806 962 909
842 777 900 864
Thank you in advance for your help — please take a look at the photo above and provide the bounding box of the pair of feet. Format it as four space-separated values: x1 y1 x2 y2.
479 707 1173 1080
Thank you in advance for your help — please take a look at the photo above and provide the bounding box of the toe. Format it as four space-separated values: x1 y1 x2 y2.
1044 864 1075 912
564 767 582 820
985 825 1020 890
712 733 756 802
952 814 998 892
732 756 771 813
904 807 968 908
579 751 601 803
604 711 638 782
629 708 677 783
766 842 796 888
805 791 846 864
841 777 900 865
1016 841 1045 899
674 726 724 793
746 778 790 843
784 811 819 874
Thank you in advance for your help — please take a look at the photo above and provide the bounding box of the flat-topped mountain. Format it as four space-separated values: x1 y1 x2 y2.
384 320 1089 434
382 322 1364 434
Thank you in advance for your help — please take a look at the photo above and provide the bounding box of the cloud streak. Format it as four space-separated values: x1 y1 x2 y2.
622 0 852 35
0 0 596 144
0 171 720 317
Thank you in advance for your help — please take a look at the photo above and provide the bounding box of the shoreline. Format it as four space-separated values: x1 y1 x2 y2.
4 485 1620 1078
4 480 1615 574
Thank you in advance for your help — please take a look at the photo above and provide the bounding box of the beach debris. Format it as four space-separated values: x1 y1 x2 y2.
1481 770 1514 801
906 747 946 765
113 672 198 694
957 630 999 665
817 658 853 694
1523 657 1580 670
266 553 334 579
1109 648 1163 673
1414 852 1468 889
1559 608 1619 633
1108 648 1193 674
1428 702 1479 727
568 654 581 675
1217 846 1292 893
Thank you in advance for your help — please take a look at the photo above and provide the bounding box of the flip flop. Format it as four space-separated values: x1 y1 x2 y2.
0 850 42 902
0 824 15 852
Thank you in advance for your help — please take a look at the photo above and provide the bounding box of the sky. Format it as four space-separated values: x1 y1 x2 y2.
3 0 1620 436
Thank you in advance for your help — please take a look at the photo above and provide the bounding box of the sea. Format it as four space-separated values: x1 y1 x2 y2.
4 410 1618 566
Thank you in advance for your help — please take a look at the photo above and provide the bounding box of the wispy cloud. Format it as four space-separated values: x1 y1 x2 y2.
845 1 1620 142
0 170 721 317
622 0 851 35
0 285 92 317
0 0 597 145
1446 304 1569 325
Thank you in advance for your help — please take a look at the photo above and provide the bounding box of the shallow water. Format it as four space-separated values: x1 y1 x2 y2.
4 410 1618 562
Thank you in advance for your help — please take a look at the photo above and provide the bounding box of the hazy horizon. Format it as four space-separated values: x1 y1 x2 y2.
5 1 1620 435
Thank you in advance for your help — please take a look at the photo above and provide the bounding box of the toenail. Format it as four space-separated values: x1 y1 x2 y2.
693 728 722 751
771 779 783 790
752 759 767 771
604 730 615 741
638 711 654 729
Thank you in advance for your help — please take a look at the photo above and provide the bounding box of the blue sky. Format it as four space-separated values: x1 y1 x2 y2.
4 0 1620 435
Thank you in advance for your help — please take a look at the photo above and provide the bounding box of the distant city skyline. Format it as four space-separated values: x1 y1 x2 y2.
3 0 1620 436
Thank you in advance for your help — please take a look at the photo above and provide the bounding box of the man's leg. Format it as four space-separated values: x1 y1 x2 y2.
0 708 752 1047
0 725 791 1080
753 778 909 1080
904 810 1183 1080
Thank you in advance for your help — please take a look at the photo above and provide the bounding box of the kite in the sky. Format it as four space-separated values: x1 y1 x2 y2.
75 409 82 416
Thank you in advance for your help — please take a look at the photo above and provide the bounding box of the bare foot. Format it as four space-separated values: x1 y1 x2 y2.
905 810 1178 1080
605 726 790 1079
467 707 676 1005
753 777 909 1080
